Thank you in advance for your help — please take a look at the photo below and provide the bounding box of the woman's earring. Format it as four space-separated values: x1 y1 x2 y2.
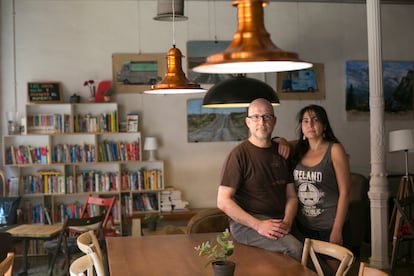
303 135 306 140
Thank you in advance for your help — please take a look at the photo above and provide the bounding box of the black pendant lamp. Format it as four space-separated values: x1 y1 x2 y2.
202 75 280 108
193 0 312 74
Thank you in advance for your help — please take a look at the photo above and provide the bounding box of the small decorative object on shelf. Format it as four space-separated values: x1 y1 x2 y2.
195 228 235 276
104 87 113 102
143 213 163 231
144 137 158 161
84 79 96 101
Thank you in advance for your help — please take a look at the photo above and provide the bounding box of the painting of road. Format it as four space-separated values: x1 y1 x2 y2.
187 99 248 142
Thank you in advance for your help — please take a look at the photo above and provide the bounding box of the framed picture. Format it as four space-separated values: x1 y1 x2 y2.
276 63 325 100
346 60 414 120
112 53 166 94
187 99 248 143
187 40 233 84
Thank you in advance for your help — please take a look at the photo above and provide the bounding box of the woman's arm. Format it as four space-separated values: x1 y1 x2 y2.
330 143 351 245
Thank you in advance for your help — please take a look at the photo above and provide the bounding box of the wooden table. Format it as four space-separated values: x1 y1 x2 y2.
7 224 62 275
106 233 317 276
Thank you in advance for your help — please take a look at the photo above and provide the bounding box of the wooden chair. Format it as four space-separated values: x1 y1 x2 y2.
390 195 414 275
0 232 14 276
186 208 229 234
73 195 117 238
358 262 389 276
301 238 354 276
43 215 105 276
69 252 104 276
0 252 14 276
76 231 106 276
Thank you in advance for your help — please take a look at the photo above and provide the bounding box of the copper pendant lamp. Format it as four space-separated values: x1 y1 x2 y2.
145 46 205 94
202 75 280 108
193 0 312 74
145 0 205 94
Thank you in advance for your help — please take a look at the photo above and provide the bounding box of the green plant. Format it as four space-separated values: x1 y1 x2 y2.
143 213 163 223
104 87 114 96
194 228 234 267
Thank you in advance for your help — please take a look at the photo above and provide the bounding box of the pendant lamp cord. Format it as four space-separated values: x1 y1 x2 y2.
172 0 176 47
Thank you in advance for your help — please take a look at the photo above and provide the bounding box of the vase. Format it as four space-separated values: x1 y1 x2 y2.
104 96 111 102
147 221 157 231
212 261 235 276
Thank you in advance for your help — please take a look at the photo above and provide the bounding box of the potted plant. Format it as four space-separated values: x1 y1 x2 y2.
194 228 235 276
143 213 163 231
103 87 113 102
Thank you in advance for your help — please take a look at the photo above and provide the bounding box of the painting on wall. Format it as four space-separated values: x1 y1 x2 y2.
187 40 232 84
276 63 325 100
112 53 166 94
187 99 248 143
346 61 414 120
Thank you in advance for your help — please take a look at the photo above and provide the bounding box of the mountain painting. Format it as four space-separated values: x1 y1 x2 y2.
346 61 413 117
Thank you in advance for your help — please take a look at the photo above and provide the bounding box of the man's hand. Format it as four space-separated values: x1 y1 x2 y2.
255 219 289 240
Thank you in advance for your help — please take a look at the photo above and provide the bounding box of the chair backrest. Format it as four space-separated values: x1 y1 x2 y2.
358 262 389 276
0 232 13 262
186 208 229 234
301 238 354 276
0 252 14 276
69 252 104 276
394 195 414 237
80 195 117 237
77 230 103 262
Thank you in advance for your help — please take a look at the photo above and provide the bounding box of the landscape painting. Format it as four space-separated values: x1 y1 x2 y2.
187 99 248 143
346 61 413 120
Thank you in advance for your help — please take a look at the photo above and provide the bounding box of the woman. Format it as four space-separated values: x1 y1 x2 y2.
291 105 351 273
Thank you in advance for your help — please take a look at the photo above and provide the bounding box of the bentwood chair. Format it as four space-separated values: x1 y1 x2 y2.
390 195 414 275
0 252 14 276
186 208 229 234
301 238 354 276
0 232 14 276
69 252 104 276
358 262 389 276
76 230 106 275
44 215 105 276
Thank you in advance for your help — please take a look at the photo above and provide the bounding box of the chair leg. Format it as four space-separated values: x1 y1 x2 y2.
390 237 401 276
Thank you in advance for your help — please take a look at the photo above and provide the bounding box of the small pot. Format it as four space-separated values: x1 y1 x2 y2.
104 96 111 102
212 260 235 276
70 94 80 103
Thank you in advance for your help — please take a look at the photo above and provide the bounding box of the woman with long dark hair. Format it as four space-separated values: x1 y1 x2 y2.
292 105 351 274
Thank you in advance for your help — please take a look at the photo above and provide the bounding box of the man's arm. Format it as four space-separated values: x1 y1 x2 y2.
272 137 290 159
217 186 286 240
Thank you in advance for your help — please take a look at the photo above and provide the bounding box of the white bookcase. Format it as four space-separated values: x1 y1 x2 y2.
2 103 164 237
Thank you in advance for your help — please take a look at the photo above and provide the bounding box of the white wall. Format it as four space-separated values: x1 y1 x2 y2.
1 0 414 207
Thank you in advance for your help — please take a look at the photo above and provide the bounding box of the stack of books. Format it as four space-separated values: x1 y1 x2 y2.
160 188 189 212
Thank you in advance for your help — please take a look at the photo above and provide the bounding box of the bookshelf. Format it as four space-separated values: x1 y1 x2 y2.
2 102 164 239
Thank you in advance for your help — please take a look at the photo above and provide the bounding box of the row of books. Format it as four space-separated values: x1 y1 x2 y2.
18 168 163 195
124 193 158 213
6 145 49 165
73 112 118 133
53 200 120 224
97 140 140 162
27 113 70 134
120 169 163 191
20 203 48 224
51 143 96 163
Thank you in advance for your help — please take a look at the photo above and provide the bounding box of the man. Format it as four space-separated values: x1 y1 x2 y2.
217 98 302 261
